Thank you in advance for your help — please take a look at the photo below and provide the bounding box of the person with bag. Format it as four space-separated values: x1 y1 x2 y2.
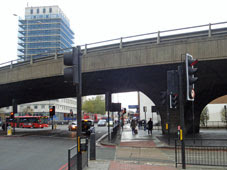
130 119 137 134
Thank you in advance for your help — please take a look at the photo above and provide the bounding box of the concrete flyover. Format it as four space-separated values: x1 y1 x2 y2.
0 23 227 134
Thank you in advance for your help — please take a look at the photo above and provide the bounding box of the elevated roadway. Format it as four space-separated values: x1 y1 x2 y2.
1 22 227 134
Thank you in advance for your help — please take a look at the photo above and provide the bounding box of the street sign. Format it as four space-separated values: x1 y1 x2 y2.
128 105 139 109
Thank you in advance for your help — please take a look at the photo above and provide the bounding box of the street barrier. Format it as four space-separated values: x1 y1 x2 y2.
175 138 227 168
90 133 96 160
68 141 88 170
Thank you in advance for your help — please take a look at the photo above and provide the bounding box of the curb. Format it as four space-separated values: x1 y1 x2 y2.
96 132 108 147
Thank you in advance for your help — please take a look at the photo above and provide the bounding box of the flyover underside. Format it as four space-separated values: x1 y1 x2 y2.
0 59 227 134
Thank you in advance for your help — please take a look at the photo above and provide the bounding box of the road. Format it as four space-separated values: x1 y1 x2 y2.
0 124 115 170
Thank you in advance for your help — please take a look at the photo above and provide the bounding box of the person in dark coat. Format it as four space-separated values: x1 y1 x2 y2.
147 118 153 134
130 119 137 134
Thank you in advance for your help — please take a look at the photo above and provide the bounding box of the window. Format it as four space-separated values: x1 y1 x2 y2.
49 8 52 13
43 8 46 13
34 105 38 109
37 8 39 14
30 9 33 14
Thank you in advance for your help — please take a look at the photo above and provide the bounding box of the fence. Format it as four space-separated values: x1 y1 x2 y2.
200 121 227 128
175 138 227 168
68 144 88 170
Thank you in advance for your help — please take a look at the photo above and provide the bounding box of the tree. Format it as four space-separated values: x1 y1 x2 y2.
220 106 227 122
82 96 105 114
200 106 209 126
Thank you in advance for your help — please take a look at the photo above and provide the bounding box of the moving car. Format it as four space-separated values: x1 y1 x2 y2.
68 121 77 131
82 119 95 135
98 119 107 126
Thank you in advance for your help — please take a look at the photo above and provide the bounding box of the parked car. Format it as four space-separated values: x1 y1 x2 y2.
68 121 77 131
98 119 107 126
82 119 95 135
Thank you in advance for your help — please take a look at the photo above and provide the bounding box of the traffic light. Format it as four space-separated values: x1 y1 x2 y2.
160 91 167 105
10 112 14 119
64 47 81 84
49 106 55 117
185 53 198 101
170 93 178 109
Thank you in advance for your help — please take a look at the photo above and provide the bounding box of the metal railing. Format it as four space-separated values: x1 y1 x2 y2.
200 121 227 128
1 21 227 70
175 138 227 168
111 123 120 140
68 144 88 170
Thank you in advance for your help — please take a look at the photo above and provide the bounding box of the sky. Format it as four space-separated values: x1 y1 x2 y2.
0 0 226 107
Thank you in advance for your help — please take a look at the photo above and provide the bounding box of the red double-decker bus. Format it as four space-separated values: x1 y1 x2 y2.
6 116 49 128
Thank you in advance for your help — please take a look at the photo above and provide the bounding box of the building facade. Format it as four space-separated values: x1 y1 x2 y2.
17 5 74 60
0 6 77 122
1 98 77 122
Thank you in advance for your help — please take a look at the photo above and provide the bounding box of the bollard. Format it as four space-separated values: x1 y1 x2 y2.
7 126 12 136
90 133 96 160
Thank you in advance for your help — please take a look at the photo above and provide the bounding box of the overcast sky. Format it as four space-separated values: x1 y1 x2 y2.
0 0 226 107
1 0 227 63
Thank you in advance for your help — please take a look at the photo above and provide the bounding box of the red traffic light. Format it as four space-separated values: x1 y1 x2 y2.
190 59 198 66
10 112 14 119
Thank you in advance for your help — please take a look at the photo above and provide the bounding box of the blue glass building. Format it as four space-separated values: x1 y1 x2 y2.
17 6 74 60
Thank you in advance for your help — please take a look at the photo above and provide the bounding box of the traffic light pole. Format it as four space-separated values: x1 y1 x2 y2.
178 65 186 169
76 47 82 170
105 92 111 141
12 99 17 135
52 117 54 130
192 101 195 144
166 91 170 145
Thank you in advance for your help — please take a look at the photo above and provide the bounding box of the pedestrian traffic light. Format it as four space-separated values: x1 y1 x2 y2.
64 47 81 84
10 112 14 119
170 93 178 109
185 53 198 101
160 91 167 105
49 106 55 117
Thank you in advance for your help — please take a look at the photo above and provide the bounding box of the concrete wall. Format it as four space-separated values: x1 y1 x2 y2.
1 34 227 85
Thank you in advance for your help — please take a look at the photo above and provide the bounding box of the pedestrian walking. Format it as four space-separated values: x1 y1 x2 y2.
130 119 137 134
147 118 153 134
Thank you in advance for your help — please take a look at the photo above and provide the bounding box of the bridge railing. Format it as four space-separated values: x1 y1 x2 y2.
0 48 72 71
1 21 227 70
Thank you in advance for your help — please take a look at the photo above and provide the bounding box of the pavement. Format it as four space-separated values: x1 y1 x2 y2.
86 124 227 170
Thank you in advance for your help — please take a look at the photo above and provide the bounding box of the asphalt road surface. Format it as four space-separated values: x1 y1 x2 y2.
0 124 115 170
